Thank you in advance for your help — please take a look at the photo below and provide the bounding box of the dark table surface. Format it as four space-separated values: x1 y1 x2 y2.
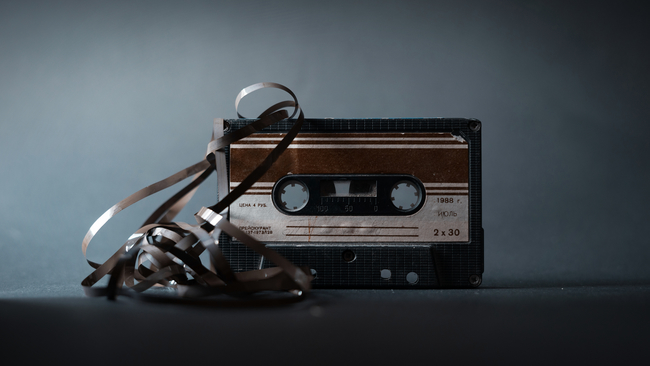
3 282 649 365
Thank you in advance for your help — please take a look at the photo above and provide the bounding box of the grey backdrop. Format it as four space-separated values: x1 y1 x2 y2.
1 0 649 295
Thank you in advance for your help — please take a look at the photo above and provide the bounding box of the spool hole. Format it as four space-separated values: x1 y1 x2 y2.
277 179 309 212
390 181 422 212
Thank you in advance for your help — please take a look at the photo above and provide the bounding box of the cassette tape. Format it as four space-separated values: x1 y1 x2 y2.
220 118 483 288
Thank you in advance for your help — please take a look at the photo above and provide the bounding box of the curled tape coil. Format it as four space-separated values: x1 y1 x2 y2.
81 82 312 300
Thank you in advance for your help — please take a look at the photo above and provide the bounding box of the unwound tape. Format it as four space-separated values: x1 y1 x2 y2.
81 82 312 300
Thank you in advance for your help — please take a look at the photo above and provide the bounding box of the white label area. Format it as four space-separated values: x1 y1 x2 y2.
230 191 469 243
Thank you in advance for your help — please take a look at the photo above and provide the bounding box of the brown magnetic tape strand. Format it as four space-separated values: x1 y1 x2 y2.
81 82 313 300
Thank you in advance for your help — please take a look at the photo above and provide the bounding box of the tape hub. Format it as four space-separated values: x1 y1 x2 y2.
277 180 309 212
390 180 422 212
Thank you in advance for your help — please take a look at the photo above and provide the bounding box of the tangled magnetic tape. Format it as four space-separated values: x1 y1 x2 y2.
82 82 484 300
82 82 312 300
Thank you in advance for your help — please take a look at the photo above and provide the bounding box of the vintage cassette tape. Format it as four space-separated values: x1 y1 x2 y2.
220 118 483 288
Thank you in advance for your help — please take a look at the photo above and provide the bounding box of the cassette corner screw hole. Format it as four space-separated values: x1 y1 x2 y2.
469 274 482 287
469 120 481 131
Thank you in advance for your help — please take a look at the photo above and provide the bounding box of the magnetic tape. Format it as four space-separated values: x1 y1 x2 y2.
222 118 484 288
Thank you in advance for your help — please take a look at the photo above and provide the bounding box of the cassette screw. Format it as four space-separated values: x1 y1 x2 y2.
468 120 481 131
469 274 482 287
342 250 356 263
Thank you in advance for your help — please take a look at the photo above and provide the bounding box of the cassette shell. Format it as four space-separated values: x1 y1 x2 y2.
221 118 483 289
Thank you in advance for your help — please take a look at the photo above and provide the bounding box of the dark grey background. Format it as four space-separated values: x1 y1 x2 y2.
1 0 649 364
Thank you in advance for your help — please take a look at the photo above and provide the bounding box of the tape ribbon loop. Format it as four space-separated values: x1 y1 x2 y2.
81 82 312 300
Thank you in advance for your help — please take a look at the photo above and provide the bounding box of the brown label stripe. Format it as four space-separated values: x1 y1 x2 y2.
231 133 468 184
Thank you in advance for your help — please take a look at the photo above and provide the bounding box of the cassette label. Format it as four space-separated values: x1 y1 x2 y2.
230 132 469 242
